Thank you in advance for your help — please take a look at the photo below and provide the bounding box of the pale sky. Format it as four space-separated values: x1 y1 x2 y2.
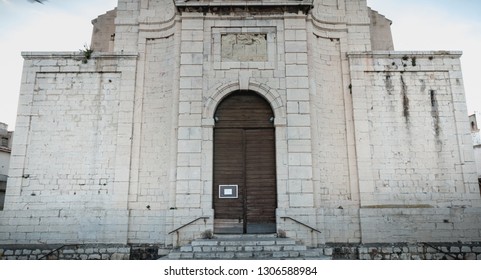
0 0 480 129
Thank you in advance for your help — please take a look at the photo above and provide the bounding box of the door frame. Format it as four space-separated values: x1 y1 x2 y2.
212 91 277 234
200 81 287 236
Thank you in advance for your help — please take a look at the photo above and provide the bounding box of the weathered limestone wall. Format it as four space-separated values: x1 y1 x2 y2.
3 242 481 260
127 35 177 245
305 0 367 244
0 52 137 245
2 0 480 253
113 0 140 52
114 0 176 53
319 242 481 260
308 33 360 243
345 0 372 52
91 9 117 52
368 8 394 51
349 51 481 243
311 0 371 52
111 0 378 249
0 244 130 260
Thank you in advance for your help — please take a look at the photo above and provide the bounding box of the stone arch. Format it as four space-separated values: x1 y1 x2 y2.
203 80 286 126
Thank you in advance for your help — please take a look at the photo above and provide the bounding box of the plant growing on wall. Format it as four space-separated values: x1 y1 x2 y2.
80 44 93 64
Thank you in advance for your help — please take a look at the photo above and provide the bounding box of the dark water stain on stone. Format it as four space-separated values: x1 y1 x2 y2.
385 74 394 95
420 79 426 93
400 75 409 123
430 89 441 137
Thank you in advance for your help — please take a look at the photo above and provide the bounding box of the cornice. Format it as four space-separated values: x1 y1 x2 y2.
174 0 313 15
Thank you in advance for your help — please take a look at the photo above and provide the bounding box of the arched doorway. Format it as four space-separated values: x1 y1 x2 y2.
213 91 277 234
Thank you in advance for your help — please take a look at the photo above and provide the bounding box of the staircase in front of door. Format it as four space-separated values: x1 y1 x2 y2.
160 234 329 260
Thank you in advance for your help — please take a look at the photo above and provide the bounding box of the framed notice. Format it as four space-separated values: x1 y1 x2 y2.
219 185 238 199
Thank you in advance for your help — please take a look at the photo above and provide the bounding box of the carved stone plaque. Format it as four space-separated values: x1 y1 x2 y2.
221 33 268 62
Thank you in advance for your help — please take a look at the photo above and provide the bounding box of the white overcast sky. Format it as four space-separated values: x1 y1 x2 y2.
0 0 480 129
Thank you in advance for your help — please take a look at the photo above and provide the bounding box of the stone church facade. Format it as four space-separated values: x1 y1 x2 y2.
1 0 480 259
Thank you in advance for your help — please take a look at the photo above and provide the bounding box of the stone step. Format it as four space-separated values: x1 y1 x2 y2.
161 235 330 260
163 249 330 260
181 244 307 252
214 234 277 238
190 239 298 247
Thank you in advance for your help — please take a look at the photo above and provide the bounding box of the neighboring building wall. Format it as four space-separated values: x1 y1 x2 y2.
475 147 481 179
91 9 117 52
368 8 394 51
470 113 481 189
475 151 481 178
0 123 13 211
470 113 481 175
469 113 478 132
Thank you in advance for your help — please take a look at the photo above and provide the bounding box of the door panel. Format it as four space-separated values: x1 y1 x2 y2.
245 129 277 233
213 129 244 233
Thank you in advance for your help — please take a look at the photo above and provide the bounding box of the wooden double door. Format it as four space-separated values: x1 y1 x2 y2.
213 92 277 234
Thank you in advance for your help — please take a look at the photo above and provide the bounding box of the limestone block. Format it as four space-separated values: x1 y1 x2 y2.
287 101 299 114
181 30 204 42
181 42 204 53
287 127 311 140
286 65 308 77
284 18 306 30
288 153 312 166
180 65 203 77
287 89 310 101
287 115 311 127
178 140 202 153
287 139 312 153
289 194 314 208
182 19 204 30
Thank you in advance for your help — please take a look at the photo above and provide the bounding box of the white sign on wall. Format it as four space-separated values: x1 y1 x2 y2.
219 185 238 199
